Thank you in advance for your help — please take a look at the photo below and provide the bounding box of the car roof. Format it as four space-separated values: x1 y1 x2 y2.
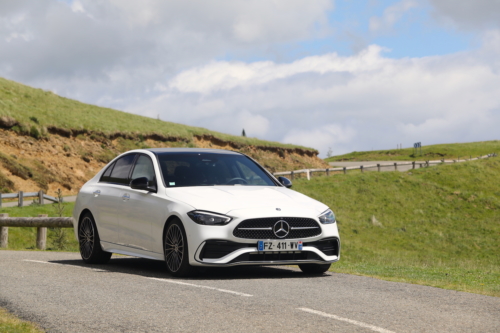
145 148 242 155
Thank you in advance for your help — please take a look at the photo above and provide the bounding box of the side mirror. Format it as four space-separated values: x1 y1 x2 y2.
130 177 156 192
278 176 292 188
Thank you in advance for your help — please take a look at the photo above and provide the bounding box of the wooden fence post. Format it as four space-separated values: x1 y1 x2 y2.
36 214 48 250
18 191 23 207
38 190 44 205
343 167 346 174
0 213 8 248
377 164 380 172
326 168 329 176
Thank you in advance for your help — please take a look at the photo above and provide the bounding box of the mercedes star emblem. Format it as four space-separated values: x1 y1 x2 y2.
273 220 290 238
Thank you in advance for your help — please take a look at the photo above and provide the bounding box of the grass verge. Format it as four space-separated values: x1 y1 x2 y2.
0 307 44 333
294 158 500 297
326 140 500 162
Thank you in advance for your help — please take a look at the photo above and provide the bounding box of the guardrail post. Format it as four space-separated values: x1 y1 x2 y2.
0 213 8 248
306 170 310 180
18 191 23 207
343 167 346 174
394 162 397 171
412 161 415 169
38 190 44 205
36 214 48 250
326 168 329 176
377 164 380 172
0 193 2 208
360 165 364 173
290 171 294 180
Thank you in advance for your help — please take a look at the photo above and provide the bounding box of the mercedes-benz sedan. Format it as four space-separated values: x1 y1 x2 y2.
73 148 340 276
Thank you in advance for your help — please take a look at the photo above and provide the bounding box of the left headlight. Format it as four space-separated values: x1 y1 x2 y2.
187 210 232 226
318 209 336 224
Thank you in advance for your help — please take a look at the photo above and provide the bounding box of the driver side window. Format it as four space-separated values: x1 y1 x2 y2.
131 155 156 186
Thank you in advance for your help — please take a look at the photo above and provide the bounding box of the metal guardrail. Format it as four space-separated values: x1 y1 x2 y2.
0 214 73 250
273 153 497 180
0 190 61 208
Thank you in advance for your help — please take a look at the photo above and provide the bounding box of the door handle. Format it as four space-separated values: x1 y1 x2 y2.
93 190 101 197
122 193 130 200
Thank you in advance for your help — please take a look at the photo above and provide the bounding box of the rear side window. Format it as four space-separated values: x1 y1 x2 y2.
100 162 115 182
106 154 137 185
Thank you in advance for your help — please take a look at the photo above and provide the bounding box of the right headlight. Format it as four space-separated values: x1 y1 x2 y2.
318 209 336 224
187 210 232 226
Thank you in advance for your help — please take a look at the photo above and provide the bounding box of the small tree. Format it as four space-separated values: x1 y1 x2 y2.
50 189 68 250
326 147 333 158
242 129 246 137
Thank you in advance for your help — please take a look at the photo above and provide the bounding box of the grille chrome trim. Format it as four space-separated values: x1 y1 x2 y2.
233 217 322 239
238 227 272 230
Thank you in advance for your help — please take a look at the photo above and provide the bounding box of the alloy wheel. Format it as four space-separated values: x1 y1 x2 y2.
79 216 94 260
164 224 184 273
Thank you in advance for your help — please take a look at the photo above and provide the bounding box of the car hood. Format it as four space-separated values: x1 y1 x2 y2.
165 186 328 216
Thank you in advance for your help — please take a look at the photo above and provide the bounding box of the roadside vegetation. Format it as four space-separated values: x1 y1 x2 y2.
294 157 500 297
0 202 77 251
0 307 44 333
326 140 500 162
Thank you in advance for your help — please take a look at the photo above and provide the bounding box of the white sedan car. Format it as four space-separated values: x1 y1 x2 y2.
73 148 340 276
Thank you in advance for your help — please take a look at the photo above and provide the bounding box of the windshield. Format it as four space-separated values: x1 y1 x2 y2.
156 152 277 187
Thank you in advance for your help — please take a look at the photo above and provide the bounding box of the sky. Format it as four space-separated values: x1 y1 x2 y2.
1 0 500 157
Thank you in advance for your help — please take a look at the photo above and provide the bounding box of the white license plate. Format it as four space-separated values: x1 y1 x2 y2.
257 240 303 251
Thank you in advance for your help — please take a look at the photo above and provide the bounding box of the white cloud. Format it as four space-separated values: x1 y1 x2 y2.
369 0 418 33
283 124 356 156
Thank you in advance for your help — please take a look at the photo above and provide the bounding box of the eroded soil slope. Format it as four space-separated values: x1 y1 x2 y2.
0 129 327 196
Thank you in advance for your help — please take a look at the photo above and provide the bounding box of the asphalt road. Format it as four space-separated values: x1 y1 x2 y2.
1 251 499 333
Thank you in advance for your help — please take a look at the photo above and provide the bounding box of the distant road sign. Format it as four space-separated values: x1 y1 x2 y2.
414 142 421 148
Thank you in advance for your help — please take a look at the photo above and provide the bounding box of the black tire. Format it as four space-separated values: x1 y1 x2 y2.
164 218 194 277
78 212 112 264
298 263 331 274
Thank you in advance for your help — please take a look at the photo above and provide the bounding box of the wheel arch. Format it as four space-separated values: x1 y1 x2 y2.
162 214 183 245
78 209 93 231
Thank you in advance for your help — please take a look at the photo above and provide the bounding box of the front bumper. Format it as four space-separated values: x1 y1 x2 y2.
193 237 340 267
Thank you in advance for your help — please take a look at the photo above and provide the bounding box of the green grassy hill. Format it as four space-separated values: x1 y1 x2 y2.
294 157 500 297
326 141 500 162
0 77 311 151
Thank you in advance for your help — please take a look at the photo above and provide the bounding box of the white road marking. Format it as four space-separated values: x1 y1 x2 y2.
23 259 108 272
298 308 396 333
23 260 252 297
148 277 253 297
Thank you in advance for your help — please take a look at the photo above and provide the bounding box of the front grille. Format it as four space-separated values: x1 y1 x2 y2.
200 240 253 259
233 217 321 239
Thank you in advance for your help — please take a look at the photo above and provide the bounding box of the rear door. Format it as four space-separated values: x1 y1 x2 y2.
94 153 137 245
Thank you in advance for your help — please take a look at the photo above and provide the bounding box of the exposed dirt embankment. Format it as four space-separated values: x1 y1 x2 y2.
0 128 327 196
